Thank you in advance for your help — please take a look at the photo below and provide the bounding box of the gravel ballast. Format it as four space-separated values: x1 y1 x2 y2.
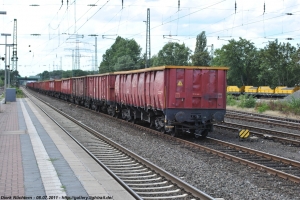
29 91 300 200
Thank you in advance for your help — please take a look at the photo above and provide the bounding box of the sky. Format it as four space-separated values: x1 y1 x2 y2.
0 0 299 77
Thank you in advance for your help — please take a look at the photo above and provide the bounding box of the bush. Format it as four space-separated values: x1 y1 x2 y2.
287 96 300 115
226 94 237 106
15 87 24 98
255 102 269 113
238 95 256 108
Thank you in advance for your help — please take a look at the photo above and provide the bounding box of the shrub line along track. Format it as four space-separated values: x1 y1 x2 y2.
24 89 215 200
25 88 300 185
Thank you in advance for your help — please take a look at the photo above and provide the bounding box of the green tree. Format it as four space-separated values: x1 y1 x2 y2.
212 37 259 86
0 69 20 86
259 40 298 87
152 42 191 66
113 55 137 71
62 70 73 78
0 69 5 87
71 69 88 77
292 44 300 85
191 31 211 66
99 36 142 73
10 70 21 86
38 71 50 80
37 69 92 80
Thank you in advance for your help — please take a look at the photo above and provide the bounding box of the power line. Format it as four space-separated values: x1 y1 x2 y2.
73 0 111 33
129 0 226 38
207 13 287 36
15 1 300 73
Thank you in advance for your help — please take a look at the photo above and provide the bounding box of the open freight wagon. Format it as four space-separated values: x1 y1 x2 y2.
113 66 228 137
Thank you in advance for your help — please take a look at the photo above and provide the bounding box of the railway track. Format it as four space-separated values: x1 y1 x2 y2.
197 138 300 183
226 112 300 130
23 89 215 200
226 110 300 124
215 121 300 146
25 88 300 186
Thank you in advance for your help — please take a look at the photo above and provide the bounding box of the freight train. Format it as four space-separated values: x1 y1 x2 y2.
227 85 300 97
27 66 228 138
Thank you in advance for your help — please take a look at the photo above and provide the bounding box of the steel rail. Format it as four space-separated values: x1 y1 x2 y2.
227 110 300 123
168 136 300 183
226 113 300 130
26 88 300 187
24 88 215 200
23 90 143 200
222 121 300 141
215 124 300 146
206 137 300 168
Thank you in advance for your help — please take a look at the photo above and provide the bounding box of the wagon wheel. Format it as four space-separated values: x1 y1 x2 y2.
195 129 208 139
127 116 134 123
107 108 115 117
194 129 201 139
130 118 137 124
170 126 178 137
114 110 121 119
201 129 208 138
149 119 155 128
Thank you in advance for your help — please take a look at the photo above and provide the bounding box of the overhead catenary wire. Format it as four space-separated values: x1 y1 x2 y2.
207 13 290 37
183 4 300 41
48 0 225 67
129 0 227 39
28 0 111 67
24 0 110 58
73 0 111 34
34 1 298 47
9 0 299 74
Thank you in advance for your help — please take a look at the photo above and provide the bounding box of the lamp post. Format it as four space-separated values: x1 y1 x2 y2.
1 33 11 92
7 44 13 88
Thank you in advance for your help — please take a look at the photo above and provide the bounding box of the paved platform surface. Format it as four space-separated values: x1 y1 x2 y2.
0 98 135 199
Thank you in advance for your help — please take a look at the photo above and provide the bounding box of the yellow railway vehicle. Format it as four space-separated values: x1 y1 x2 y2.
257 86 274 96
274 86 300 96
227 85 300 97
226 86 244 95
244 86 258 95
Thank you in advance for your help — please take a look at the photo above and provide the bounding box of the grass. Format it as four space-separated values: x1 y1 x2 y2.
226 94 237 106
227 94 256 108
255 102 269 113
237 94 256 108
61 185 66 192
287 96 300 115
15 87 24 98
0 87 24 99
227 94 300 116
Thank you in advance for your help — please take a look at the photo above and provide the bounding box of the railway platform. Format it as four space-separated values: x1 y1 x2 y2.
0 98 135 199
